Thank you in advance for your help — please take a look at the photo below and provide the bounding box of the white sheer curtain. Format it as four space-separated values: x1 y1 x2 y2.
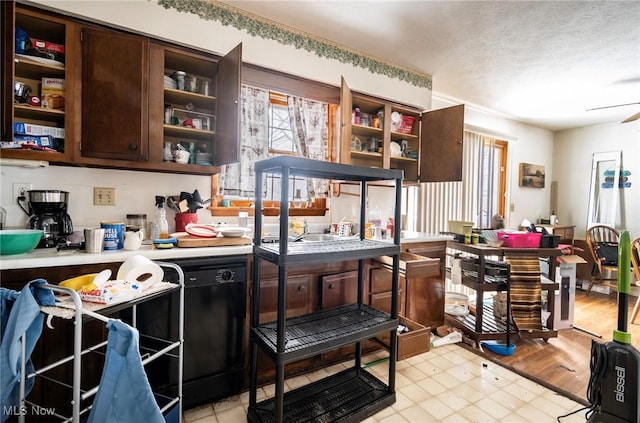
219 85 270 197
287 96 329 198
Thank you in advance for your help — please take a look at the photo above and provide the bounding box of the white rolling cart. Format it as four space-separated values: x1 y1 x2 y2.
17 261 184 423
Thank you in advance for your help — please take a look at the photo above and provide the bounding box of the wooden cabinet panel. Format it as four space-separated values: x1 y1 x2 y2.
258 275 313 323
320 270 359 362
321 270 358 309
215 43 241 166
420 104 465 182
81 27 148 161
369 267 405 316
403 241 447 328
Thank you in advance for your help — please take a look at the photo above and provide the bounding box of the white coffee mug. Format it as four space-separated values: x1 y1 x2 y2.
123 230 143 251
174 150 190 164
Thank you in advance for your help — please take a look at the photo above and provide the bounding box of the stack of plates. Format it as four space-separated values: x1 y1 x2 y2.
164 75 177 89
196 152 212 166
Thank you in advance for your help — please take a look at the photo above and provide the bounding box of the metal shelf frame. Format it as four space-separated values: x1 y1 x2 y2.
249 157 403 423
17 262 184 422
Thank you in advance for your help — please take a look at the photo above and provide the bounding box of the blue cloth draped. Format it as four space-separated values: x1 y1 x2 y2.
0 279 55 423
88 319 164 423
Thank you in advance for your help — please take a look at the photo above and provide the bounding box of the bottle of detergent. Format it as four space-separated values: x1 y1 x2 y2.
152 196 169 240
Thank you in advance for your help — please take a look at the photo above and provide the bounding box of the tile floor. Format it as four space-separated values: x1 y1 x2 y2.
183 343 588 423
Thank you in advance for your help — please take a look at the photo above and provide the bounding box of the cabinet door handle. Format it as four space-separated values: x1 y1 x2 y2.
128 143 138 151
329 283 335 289
298 285 307 293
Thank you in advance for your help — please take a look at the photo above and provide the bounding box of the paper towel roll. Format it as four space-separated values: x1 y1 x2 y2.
116 255 163 290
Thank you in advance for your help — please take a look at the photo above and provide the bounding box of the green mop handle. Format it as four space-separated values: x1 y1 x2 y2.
614 230 631 344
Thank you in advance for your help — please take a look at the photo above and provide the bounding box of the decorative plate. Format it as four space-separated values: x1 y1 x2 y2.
184 224 218 238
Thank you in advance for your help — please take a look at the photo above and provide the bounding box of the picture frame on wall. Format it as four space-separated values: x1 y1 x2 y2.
519 163 545 188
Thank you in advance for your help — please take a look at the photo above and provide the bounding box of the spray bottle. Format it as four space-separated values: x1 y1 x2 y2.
152 196 169 240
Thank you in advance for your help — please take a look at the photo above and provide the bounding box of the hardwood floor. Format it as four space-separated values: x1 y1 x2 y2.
471 288 640 405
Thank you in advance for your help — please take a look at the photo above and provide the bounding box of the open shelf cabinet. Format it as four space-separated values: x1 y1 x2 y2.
248 157 403 423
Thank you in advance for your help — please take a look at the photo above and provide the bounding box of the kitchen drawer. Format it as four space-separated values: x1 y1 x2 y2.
374 252 440 280
375 315 430 361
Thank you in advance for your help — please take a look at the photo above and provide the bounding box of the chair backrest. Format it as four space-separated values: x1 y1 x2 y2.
631 237 640 281
586 225 620 265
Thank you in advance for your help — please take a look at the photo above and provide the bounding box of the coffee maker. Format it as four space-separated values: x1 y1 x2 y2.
18 190 73 248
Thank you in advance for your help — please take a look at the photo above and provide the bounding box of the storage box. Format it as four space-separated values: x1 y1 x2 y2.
14 122 65 139
497 231 542 248
12 134 56 148
540 234 560 248
539 255 586 329
448 220 473 235
41 77 65 110
28 38 65 63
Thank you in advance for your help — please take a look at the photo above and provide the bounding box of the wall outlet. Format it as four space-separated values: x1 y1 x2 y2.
13 182 32 204
94 187 116 206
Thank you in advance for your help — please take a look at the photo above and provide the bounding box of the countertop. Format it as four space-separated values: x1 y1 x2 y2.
0 243 253 271
398 232 453 243
0 232 450 271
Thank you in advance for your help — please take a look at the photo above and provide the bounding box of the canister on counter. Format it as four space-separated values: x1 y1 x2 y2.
126 214 147 240
101 221 125 250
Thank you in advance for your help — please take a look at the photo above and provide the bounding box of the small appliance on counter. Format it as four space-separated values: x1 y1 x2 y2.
18 190 73 248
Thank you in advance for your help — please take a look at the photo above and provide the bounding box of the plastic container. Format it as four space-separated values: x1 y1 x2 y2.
445 292 469 316
448 220 473 235
497 231 542 248
126 213 147 240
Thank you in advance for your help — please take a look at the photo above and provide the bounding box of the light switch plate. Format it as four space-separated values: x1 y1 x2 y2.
94 187 115 206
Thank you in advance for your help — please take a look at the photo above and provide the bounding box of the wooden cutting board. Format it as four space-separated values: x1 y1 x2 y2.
176 235 252 248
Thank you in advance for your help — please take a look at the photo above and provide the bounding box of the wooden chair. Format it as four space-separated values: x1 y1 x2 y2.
629 237 640 323
585 225 620 295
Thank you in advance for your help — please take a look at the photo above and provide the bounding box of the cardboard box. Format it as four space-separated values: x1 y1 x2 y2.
13 134 55 148
41 77 65 110
14 122 65 139
27 38 65 63
541 255 587 329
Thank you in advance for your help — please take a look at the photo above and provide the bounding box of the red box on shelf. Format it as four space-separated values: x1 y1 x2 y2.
497 231 542 248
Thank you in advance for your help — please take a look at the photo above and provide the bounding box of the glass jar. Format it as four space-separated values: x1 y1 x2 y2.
126 214 148 240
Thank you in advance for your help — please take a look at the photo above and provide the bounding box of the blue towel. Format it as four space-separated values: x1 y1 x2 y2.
88 319 164 423
0 279 55 423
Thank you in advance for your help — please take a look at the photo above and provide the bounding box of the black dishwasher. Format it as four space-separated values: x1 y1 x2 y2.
133 255 247 409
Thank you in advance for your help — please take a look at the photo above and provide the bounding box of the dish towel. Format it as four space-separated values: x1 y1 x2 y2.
505 254 543 331
0 279 55 423
88 319 164 423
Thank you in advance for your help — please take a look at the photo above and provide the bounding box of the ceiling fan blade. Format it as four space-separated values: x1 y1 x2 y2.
622 112 640 123
586 102 640 111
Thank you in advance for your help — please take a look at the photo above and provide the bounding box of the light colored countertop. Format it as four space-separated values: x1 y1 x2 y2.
0 244 253 271
0 232 449 271
399 232 454 243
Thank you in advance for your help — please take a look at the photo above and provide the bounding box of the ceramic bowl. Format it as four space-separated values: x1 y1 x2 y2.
0 229 43 255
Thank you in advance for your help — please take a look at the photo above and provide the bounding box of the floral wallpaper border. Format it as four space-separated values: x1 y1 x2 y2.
157 0 433 90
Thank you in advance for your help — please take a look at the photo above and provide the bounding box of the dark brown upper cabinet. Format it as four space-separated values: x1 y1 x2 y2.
420 104 464 182
2 3 242 175
80 27 149 161
340 76 465 182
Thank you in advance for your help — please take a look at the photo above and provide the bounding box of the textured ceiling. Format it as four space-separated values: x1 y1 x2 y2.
220 0 640 132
